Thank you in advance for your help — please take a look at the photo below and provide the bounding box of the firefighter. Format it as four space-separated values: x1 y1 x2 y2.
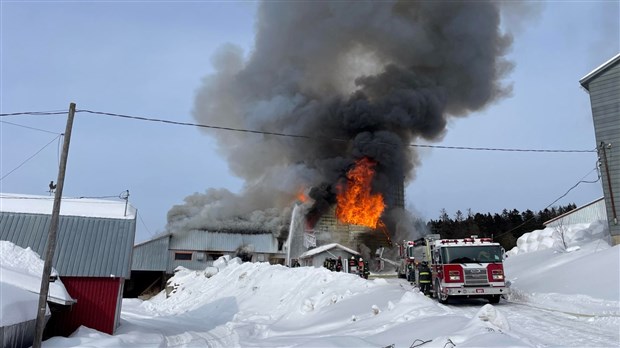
336 256 343 272
349 256 357 274
357 258 365 278
418 261 432 297
362 259 370 279
326 258 335 271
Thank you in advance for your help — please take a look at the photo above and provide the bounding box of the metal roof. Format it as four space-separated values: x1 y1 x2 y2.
0 212 136 278
579 53 620 90
131 235 170 271
169 230 279 253
299 243 359 259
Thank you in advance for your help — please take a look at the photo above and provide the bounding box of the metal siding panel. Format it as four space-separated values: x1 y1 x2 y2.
132 236 169 271
547 200 608 227
54 218 73 275
589 62 620 239
121 220 137 276
115 221 127 276
110 221 123 275
590 74 620 88
53 277 121 335
590 65 620 85
103 220 118 276
98 220 113 276
30 215 47 253
0 212 135 277
93 219 109 276
74 217 91 275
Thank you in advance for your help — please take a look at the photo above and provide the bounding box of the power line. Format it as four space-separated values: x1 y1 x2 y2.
1 108 597 153
76 109 596 153
493 165 601 240
137 211 153 236
0 135 62 182
0 111 68 117
78 109 312 139
0 120 62 135
408 144 595 153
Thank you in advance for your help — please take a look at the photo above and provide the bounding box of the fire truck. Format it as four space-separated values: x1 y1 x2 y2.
417 235 509 304
396 240 417 280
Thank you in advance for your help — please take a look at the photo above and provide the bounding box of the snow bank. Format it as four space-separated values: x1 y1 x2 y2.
40 221 618 347
506 220 610 256
504 221 619 315
146 257 381 317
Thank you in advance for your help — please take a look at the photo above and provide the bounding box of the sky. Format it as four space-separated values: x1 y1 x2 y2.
1 1 619 244
3 220 617 347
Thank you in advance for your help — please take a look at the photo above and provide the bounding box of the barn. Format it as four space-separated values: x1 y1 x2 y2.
0 193 136 336
125 230 284 298
580 53 620 246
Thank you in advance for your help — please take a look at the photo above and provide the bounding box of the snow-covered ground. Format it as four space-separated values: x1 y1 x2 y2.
4 221 618 347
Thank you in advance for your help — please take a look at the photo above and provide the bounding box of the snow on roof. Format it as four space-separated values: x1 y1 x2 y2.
0 282 41 326
299 242 360 259
0 241 75 315
0 193 136 219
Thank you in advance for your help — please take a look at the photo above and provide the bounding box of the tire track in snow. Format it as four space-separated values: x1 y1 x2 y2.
449 299 620 347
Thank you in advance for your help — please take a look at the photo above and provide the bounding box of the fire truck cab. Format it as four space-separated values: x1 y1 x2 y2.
425 236 509 304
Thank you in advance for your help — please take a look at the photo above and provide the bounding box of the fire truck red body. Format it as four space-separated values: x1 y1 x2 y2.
396 240 416 281
421 235 509 304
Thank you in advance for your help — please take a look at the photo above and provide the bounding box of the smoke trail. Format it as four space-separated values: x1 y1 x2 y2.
168 1 519 237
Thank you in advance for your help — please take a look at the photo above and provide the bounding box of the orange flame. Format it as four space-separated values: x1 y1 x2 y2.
335 157 385 228
296 188 308 203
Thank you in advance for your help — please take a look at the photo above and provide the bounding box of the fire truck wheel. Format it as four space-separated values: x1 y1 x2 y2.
435 280 449 304
488 295 500 304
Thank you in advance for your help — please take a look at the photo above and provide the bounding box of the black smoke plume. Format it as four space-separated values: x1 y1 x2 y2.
167 1 518 237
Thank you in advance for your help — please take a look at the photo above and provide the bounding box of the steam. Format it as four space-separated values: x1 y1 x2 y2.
168 1 520 237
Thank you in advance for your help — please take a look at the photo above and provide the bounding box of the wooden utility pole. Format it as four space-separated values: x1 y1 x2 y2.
33 102 76 348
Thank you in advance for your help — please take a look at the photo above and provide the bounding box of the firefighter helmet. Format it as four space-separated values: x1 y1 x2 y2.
421 261 428 266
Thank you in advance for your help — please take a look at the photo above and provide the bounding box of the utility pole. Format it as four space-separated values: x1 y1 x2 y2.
33 102 76 348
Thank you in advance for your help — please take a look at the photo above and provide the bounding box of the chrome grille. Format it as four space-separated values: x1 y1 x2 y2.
464 268 488 286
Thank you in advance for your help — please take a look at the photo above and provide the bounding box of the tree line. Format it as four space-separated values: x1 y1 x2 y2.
426 203 577 250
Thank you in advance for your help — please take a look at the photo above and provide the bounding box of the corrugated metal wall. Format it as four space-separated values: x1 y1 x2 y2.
168 256 215 273
0 318 41 348
169 230 279 253
587 62 620 240
545 199 607 227
46 277 122 336
131 231 283 273
0 212 136 278
131 235 170 271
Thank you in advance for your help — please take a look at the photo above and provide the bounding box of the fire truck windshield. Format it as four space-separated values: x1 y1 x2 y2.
441 246 503 264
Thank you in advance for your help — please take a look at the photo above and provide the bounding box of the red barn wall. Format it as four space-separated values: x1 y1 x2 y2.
48 277 123 336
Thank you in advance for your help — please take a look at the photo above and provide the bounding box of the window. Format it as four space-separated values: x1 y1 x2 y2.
174 252 192 261
443 246 502 264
